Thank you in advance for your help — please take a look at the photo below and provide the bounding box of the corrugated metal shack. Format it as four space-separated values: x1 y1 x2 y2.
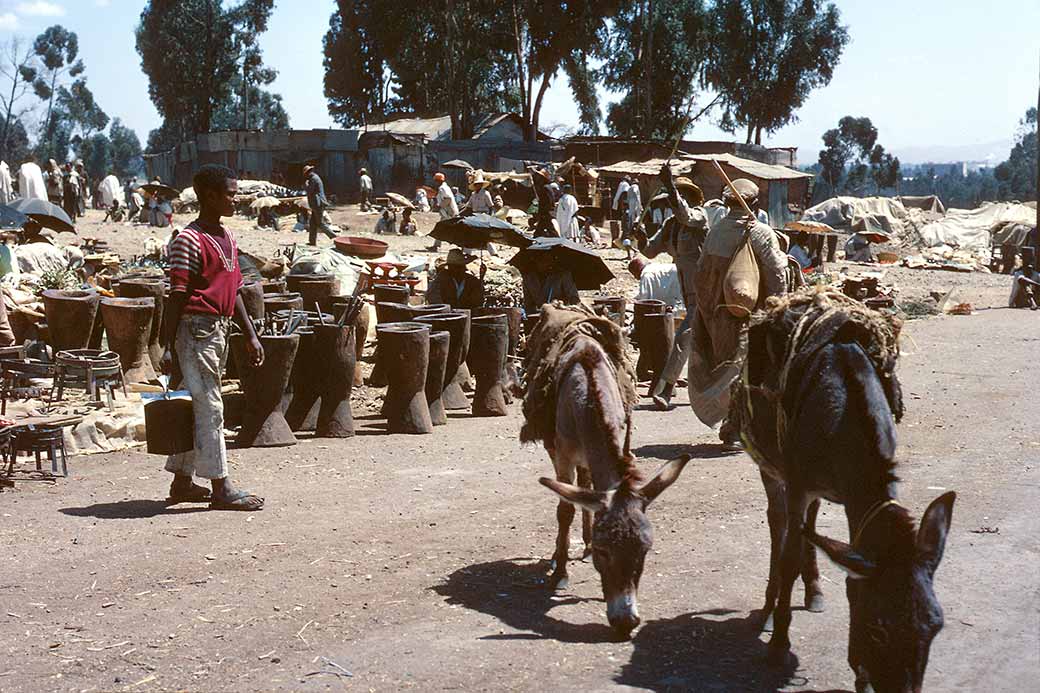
559 137 798 168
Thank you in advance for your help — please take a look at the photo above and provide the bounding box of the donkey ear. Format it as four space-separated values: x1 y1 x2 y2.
805 531 877 580
639 455 691 506
539 477 612 513
917 491 955 576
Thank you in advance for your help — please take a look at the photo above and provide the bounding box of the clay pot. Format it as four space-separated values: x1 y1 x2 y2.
284 327 320 432
262 278 286 294
373 284 409 305
641 311 675 394
264 292 304 314
378 322 433 434
222 391 245 429
632 298 665 380
473 306 522 355
240 281 266 322
414 312 468 412
332 299 370 387
286 274 337 313
469 314 509 416
370 301 414 387
592 295 626 327
452 308 473 394
42 290 99 353
313 323 356 437
100 297 159 384
116 277 165 370
425 330 449 426
232 333 299 447
408 304 451 319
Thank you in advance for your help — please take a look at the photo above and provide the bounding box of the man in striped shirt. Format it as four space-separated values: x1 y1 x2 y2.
162 163 265 511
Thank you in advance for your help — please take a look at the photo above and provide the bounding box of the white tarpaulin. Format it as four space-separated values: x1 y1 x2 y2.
98 174 124 207
802 196 909 236
917 202 1037 250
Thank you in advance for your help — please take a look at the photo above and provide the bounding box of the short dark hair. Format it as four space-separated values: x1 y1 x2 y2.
193 163 236 198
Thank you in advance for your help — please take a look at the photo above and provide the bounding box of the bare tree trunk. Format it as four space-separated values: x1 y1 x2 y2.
643 0 654 134
44 70 58 158
531 73 552 140
511 0 533 141
755 124 762 145
746 121 753 144
446 0 460 139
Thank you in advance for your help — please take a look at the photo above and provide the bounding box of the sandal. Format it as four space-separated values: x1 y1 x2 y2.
209 489 264 511
167 482 212 504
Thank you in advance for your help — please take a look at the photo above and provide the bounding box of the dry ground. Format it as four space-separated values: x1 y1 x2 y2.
0 207 1036 692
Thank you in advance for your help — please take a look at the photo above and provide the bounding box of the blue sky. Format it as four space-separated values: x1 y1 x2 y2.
0 0 1037 163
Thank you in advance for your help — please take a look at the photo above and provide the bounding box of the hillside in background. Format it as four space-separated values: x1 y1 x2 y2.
890 138 1013 165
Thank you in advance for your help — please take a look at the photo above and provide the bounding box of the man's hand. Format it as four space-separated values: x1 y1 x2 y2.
479 261 488 279
658 162 674 190
159 348 174 376
246 336 265 368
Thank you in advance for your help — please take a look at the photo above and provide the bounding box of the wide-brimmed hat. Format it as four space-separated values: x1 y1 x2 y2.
303 164 315 174
627 254 649 278
446 248 476 267
468 171 491 191
359 168 367 175
674 177 704 206
723 178 759 203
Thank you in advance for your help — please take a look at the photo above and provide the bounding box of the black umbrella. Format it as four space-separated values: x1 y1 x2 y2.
508 237 614 290
0 204 29 230
7 197 75 233
430 213 533 249
139 183 181 199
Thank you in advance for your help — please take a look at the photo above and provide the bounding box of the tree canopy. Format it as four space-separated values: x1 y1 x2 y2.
994 107 1037 202
27 25 87 160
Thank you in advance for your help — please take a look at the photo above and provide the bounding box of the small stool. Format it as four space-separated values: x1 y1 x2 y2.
12 426 68 477
51 349 127 411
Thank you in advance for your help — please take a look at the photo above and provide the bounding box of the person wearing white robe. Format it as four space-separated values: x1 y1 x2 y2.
555 186 579 240
0 161 11 204
626 181 643 231
17 161 46 201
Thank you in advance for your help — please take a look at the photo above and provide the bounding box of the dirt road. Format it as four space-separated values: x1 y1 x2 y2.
1 287 1037 691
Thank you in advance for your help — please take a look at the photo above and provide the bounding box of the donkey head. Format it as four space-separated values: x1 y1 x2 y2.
807 492 955 693
540 455 690 638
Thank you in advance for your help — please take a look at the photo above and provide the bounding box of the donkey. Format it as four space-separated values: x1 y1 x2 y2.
737 294 956 693
537 331 689 638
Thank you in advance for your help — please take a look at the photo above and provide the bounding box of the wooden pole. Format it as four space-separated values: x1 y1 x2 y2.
711 159 755 219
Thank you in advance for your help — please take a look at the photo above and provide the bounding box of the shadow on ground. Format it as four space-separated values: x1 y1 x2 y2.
632 442 743 462
60 500 209 519
617 608 802 692
431 558 617 644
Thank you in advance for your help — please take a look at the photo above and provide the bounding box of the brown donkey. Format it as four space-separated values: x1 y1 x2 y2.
525 312 689 638
737 292 956 693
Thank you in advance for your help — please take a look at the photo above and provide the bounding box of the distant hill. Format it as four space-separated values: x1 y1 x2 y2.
890 139 1013 165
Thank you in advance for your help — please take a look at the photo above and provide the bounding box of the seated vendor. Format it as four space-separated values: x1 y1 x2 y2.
521 252 580 314
374 209 396 235
1009 248 1040 310
427 248 485 309
844 232 874 262
399 208 417 236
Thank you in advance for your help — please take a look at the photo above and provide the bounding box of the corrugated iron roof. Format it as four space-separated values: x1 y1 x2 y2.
595 158 698 177
686 153 812 181
363 115 453 140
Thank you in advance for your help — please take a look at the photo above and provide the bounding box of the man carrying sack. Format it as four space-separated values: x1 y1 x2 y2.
645 164 709 409
689 173 787 448
161 164 265 510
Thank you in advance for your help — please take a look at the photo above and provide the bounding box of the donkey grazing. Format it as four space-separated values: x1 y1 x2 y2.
735 291 955 693
523 304 689 638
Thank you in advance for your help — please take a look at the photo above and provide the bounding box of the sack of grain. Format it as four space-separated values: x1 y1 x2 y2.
723 238 759 317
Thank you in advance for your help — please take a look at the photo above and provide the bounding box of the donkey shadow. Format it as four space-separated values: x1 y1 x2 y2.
430 557 618 644
617 608 805 692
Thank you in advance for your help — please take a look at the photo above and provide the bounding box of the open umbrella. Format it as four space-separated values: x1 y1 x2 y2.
508 236 614 290
250 196 282 210
430 213 533 249
7 197 75 233
442 159 473 170
0 204 29 230
138 182 181 199
384 192 415 209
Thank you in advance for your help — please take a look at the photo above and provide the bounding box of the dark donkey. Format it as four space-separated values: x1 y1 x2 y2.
523 304 690 638
735 290 955 693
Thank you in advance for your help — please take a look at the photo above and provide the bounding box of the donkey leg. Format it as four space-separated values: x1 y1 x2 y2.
548 464 577 590
759 468 786 632
802 499 825 612
846 578 875 693
577 466 593 560
767 491 809 666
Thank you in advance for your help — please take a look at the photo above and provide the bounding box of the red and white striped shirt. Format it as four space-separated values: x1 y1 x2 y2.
168 220 243 317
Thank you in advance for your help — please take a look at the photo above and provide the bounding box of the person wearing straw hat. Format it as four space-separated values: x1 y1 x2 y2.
358 167 373 211
686 174 787 447
466 171 494 214
304 164 335 245
646 167 709 409
427 248 485 310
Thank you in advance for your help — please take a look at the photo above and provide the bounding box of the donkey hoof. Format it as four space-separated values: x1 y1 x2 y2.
549 574 570 591
805 592 825 613
766 641 790 667
760 611 775 633
855 679 875 693
580 546 593 562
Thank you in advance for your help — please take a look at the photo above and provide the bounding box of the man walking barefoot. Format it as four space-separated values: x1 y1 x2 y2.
162 163 265 511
